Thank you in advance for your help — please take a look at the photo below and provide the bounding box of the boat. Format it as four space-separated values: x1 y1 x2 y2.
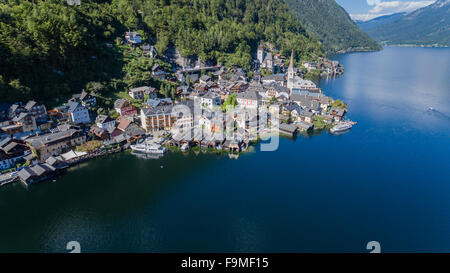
428 107 434 111
330 122 353 134
130 142 166 154
180 143 190 152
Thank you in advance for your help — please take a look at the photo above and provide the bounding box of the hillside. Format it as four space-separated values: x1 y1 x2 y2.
361 0 450 46
356 13 407 33
284 0 382 53
0 0 323 104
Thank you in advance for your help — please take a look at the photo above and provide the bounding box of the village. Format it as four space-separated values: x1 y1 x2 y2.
0 31 351 188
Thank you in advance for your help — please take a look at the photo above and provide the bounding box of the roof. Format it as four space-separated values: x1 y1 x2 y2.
300 111 314 118
2 142 19 153
67 101 84 113
130 86 150 93
236 91 260 101
117 117 132 131
199 75 211 82
262 74 285 82
95 114 113 124
202 92 220 100
24 100 37 111
142 105 174 117
330 107 345 116
114 99 130 109
60 150 88 161
279 123 297 134
27 129 79 148
12 112 29 122
0 137 11 148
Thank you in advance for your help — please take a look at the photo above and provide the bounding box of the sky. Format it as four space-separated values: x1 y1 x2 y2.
335 0 436 21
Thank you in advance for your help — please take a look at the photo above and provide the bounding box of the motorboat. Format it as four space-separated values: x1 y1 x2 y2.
130 142 166 154
330 122 353 134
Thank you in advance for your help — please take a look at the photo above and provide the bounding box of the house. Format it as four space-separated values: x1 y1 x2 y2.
140 105 176 132
12 112 38 133
26 128 86 161
45 156 69 170
17 163 57 185
200 92 221 107
281 102 299 116
95 115 115 130
67 101 90 124
129 86 150 100
0 138 31 170
70 90 96 107
261 74 286 87
236 91 260 109
89 127 110 140
295 121 314 132
142 44 157 57
299 110 314 123
199 75 211 85
125 31 142 45
152 64 167 79
279 123 297 136
24 100 47 124
114 99 138 117
330 107 346 121
319 96 330 111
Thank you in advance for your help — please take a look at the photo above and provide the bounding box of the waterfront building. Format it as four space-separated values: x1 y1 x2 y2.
140 105 177 132
26 128 86 161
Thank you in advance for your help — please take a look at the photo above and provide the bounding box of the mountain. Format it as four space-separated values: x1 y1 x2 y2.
0 0 323 104
361 0 450 46
284 0 382 53
356 12 407 33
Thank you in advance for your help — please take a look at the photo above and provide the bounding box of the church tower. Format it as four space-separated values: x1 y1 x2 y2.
287 51 295 89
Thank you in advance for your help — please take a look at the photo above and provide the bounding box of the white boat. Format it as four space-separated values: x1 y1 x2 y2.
181 143 190 152
130 142 166 154
330 122 353 133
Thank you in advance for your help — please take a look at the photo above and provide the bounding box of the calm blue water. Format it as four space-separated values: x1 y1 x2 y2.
0 47 449 253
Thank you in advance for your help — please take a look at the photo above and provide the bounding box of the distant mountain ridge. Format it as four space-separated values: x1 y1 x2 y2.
356 12 407 33
284 0 382 53
359 0 450 46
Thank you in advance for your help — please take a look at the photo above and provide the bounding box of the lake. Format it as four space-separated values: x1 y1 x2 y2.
1 47 449 253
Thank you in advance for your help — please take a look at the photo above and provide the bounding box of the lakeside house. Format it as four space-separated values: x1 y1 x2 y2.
0 138 31 170
26 128 86 161
140 105 177 132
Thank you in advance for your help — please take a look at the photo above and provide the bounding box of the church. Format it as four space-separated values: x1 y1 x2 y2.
286 51 319 95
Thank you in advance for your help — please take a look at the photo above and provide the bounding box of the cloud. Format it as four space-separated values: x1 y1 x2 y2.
367 0 382 5
351 1 435 21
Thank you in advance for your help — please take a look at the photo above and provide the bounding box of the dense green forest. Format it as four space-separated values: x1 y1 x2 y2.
284 0 381 53
0 0 323 105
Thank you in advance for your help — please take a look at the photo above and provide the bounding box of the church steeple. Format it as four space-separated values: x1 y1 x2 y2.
287 50 295 82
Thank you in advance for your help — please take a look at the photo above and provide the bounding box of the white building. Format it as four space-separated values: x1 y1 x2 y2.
236 91 260 109
201 92 221 107
95 115 116 130
128 86 149 100
67 102 90 124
